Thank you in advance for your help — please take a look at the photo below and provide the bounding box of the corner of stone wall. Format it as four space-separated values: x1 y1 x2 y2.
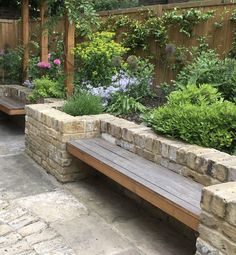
25 103 101 183
196 182 236 255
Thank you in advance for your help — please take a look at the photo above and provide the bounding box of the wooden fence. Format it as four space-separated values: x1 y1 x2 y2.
0 0 236 86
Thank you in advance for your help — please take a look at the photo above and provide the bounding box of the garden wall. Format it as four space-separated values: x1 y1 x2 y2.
25 102 236 255
196 182 236 255
0 85 32 102
25 102 236 186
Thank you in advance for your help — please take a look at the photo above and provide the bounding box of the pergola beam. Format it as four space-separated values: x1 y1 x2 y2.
40 0 48 63
64 14 75 97
22 0 29 82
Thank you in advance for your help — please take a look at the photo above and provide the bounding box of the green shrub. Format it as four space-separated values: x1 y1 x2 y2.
107 94 146 116
62 92 103 116
0 47 23 84
28 76 65 102
174 50 236 102
74 32 128 87
143 84 236 153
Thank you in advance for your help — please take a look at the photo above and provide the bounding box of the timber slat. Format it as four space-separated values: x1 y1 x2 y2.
67 138 202 231
0 96 25 115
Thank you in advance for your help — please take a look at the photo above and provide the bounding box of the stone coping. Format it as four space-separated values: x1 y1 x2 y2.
25 102 236 186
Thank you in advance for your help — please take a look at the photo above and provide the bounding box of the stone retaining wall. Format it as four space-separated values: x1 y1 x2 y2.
25 103 236 254
196 182 236 255
0 85 32 103
25 102 103 182
100 116 236 186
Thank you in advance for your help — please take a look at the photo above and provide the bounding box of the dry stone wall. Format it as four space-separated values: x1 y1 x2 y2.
196 182 236 255
25 104 236 254
0 85 32 103
100 116 236 186
25 102 103 182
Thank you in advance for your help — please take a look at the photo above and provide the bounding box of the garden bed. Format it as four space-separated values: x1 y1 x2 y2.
25 101 236 186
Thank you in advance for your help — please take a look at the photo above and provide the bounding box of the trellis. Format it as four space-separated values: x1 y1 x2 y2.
21 0 74 96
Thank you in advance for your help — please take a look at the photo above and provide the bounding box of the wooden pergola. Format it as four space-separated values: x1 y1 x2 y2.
21 0 75 96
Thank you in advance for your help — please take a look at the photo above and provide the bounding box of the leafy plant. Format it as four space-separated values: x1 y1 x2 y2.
143 84 236 154
74 32 128 87
174 50 236 102
62 92 103 116
28 76 65 102
0 46 23 84
163 8 214 37
107 94 146 116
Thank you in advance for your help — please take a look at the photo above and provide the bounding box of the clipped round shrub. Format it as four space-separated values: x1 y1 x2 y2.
62 92 103 117
143 84 236 154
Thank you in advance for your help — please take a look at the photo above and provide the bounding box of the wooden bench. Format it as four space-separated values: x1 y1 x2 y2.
67 138 202 231
0 96 25 115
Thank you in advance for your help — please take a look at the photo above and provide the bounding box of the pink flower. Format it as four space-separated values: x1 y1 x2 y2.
37 61 51 69
48 53 51 59
53 59 61 65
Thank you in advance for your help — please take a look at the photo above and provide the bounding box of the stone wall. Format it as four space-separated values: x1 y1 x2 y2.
25 102 104 182
196 182 236 255
25 104 236 185
100 116 236 186
25 103 236 254
0 85 32 103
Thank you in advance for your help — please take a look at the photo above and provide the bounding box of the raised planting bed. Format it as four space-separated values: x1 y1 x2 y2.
25 102 236 255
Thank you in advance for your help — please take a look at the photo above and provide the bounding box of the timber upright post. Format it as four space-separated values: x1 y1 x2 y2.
40 0 48 63
64 14 75 97
22 0 29 82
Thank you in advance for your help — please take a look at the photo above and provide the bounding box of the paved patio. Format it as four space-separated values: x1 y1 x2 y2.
0 119 196 255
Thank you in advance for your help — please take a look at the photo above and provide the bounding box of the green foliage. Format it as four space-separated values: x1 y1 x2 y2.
101 8 214 52
74 32 128 87
92 0 138 11
107 94 146 116
162 8 215 37
62 92 103 116
28 76 65 102
0 47 23 84
143 84 236 153
174 50 236 102
123 58 154 99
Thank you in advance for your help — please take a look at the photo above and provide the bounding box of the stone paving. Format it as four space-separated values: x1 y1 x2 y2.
0 119 196 255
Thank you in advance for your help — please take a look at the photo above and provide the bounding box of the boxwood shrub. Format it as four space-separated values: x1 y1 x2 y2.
143 84 236 154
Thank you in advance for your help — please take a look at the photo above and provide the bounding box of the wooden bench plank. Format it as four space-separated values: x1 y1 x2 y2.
0 97 25 115
92 138 202 204
67 138 202 231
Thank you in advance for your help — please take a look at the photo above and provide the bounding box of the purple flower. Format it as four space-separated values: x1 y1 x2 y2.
53 59 61 65
37 61 51 69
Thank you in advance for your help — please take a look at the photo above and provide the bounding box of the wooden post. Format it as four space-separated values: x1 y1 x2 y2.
40 0 48 63
64 14 75 97
22 0 29 82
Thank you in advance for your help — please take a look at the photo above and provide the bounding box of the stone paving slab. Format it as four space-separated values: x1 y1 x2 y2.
0 121 195 255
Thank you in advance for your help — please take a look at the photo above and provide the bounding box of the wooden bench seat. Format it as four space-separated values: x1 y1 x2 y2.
0 96 25 115
67 138 202 231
